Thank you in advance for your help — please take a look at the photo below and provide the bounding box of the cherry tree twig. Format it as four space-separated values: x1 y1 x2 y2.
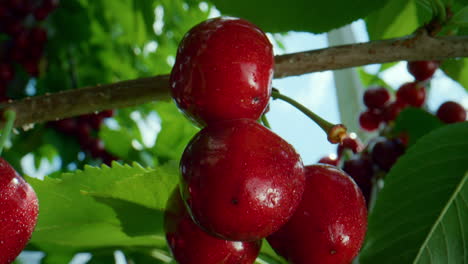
3 30 468 129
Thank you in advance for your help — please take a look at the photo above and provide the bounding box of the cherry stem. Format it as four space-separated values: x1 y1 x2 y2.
0 110 16 156
261 114 271 129
271 89 347 144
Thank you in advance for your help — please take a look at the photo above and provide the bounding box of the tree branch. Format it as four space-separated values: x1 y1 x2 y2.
3 31 468 128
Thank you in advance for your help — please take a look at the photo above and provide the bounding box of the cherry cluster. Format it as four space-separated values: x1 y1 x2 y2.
0 0 59 101
50 110 117 165
166 17 367 264
319 60 466 205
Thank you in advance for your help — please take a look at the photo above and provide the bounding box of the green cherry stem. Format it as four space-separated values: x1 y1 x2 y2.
261 114 271 129
0 109 16 156
271 89 347 144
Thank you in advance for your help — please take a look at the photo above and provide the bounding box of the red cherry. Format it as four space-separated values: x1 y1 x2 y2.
337 136 363 157
363 86 390 110
88 138 106 158
436 101 466 124
30 27 47 44
318 155 339 166
3 18 24 36
33 7 50 21
165 188 261 264
0 63 14 81
76 123 92 145
98 109 115 118
407 61 439 81
359 110 382 131
343 157 374 204
0 158 39 264
42 0 60 10
371 138 405 171
170 17 274 126
396 82 426 107
382 101 407 123
22 60 40 77
52 118 77 134
267 165 367 264
14 30 29 49
180 119 305 241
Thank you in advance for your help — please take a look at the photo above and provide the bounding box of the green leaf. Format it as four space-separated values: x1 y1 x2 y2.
393 108 444 147
87 162 179 211
28 163 170 253
366 0 432 40
441 58 468 92
452 5 468 26
92 197 164 237
152 102 199 163
257 240 287 264
360 122 468 264
358 68 391 89
210 0 390 33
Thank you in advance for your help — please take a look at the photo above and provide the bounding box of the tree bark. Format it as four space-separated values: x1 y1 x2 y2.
3 31 468 128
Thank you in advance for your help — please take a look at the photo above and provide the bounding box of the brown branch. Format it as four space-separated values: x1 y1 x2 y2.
3 31 468 129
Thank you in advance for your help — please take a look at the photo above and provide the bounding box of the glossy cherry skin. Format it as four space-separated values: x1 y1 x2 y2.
359 109 382 131
267 164 367 264
0 158 39 264
407 61 438 81
363 86 390 110
165 188 261 264
436 101 466 124
383 101 406 122
318 156 339 166
170 17 274 126
180 119 305 241
343 157 374 205
371 138 405 171
396 82 426 107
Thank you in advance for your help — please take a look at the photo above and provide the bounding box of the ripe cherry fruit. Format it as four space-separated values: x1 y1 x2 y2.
170 17 274 126
267 164 367 264
436 101 466 124
396 82 426 107
180 119 305 241
359 109 382 131
363 86 390 110
371 138 405 171
0 158 39 264
165 188 261 264
407 61 439 81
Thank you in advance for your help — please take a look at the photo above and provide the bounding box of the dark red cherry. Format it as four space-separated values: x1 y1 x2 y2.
51 118 77 134
436 101 466 124
396 82 426 107
359 110 382 131
267 165 367 264
337 136 363 157
170 17 274 126
0 63 14 82
30 27 47 44
165 188 261 264
371 138 405 171
407 61 439 81
383 101 407 123
343 157 374 204
180 119 305 241
363 86 390 109
318 155 339 166
0 158 39 264
33 7 50 20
